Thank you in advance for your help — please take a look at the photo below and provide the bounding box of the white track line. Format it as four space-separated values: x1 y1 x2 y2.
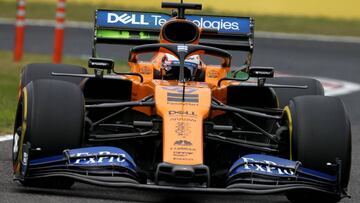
0 134 13 142
275 73 360 96
314 77 360 96
256 31 360 44
1 17 360 43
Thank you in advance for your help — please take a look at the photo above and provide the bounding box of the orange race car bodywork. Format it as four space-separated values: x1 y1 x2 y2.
122 15 237 165
125 21 235 165
129 54 229 165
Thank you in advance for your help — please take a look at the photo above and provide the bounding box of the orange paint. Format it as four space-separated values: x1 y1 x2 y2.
154 81 211 165
125 15 243 165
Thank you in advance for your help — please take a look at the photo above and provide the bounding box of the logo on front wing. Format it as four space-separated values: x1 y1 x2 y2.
241 157 294 175
73 151 126 164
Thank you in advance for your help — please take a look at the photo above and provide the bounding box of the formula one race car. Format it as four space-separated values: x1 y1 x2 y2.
12 2 351 202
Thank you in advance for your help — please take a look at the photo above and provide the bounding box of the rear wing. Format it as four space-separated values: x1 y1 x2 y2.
92 10 254 65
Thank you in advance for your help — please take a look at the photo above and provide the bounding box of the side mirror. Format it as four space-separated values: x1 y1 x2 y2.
88 57 114 70
249 66 274 78
234 71 249 80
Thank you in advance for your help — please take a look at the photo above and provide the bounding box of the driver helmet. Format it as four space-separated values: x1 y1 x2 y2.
161 53 201 80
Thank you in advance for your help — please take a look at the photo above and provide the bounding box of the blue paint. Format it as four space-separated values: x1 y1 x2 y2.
29 146 137 172
96 10 251 35
229 154 337 182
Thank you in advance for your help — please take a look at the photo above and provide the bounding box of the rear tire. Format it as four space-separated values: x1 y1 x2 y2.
13 79 85 188
284 95 351 203
268 77 324 108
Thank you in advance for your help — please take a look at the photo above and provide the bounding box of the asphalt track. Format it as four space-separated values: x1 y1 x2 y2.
1 23 360 203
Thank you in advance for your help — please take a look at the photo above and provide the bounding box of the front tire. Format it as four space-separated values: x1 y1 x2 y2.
13 79 85 188
284 95 351 202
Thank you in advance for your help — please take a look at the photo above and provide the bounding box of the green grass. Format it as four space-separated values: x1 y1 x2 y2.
0 51 86 134
253 15 360 36
0 52 85 134
0 51 127 134
0 51 128 134
0 53 19 134
1 1 360 36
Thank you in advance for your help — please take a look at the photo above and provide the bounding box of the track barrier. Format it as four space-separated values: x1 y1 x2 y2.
53 0 66 63
13 0 67 63
13 0 26 62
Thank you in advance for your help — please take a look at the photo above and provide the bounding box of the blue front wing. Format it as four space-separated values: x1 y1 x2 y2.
15 146 345 197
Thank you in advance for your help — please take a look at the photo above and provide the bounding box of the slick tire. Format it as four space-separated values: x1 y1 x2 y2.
267 77 324 108
284 95 351 203
13 79 85 188
20 63 87 89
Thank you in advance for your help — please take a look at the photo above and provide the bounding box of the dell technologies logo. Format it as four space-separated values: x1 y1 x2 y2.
106 12 240 31
191 18 239 31
107 13 149 25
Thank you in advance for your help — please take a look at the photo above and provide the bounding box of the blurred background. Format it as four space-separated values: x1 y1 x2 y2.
2 0 360 35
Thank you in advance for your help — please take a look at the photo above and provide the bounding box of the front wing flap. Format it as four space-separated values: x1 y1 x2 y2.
15 146 346 197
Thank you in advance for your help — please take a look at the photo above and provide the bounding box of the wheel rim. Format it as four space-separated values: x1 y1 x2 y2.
13 88 28 172
13 128 21 162
283 105 293 160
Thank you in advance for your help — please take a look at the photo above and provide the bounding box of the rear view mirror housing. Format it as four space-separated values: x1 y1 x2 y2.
88 57 114 70
249 66 274 78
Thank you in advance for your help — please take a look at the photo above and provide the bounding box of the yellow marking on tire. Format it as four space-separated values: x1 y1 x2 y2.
16 88 28 173
283 106 293 160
